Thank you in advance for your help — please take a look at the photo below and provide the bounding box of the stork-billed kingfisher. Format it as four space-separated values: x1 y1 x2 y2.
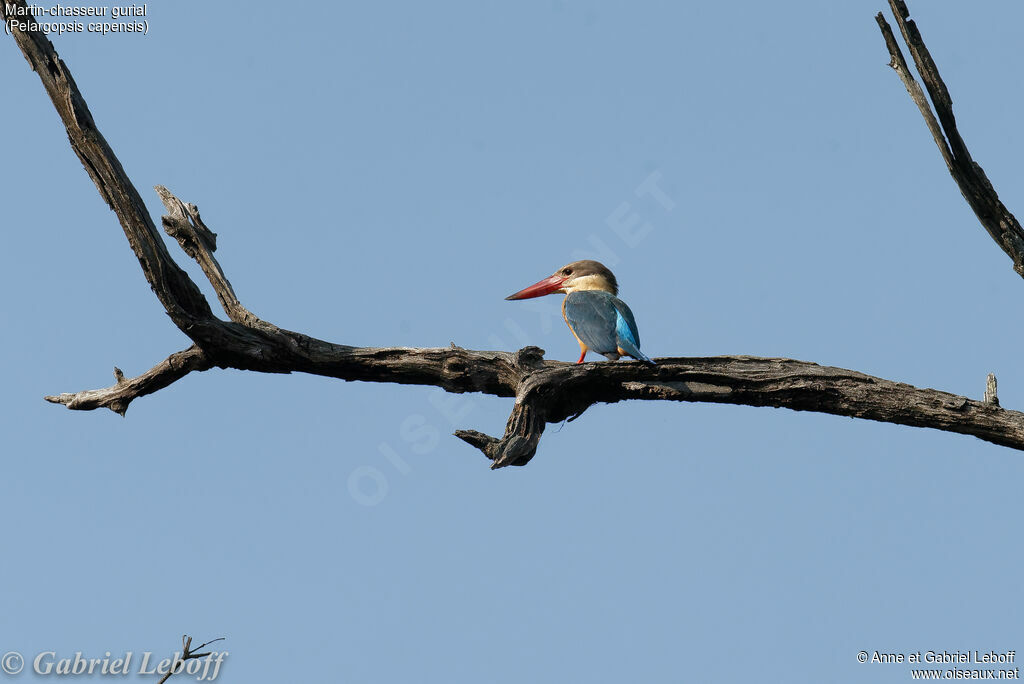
505 260 655 365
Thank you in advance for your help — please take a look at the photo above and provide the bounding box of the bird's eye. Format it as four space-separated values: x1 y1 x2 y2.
561 268 572 276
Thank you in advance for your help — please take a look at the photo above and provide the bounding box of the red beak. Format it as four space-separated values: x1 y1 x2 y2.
505 274 566 300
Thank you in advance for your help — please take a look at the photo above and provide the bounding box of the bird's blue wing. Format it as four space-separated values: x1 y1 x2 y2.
564 291 620 356
611 299 655 365
612 299 641 349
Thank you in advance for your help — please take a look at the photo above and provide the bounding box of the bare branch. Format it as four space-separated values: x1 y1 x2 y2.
43 333 1024 466
44 346 212 416
873 12 952 169
155 185 265 329
461 355 1024 466
876 1 1024 277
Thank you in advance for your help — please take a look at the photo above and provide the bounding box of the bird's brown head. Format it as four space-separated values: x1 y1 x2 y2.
505 260 619 300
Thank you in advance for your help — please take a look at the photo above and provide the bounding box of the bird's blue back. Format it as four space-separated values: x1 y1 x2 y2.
563 290 653 364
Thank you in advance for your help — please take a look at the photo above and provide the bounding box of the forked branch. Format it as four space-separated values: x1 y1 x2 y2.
154 635 226 684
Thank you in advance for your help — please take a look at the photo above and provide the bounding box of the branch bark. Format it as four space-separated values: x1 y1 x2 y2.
6 0 1024 468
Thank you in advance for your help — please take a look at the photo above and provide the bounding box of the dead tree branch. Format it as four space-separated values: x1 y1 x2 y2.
876 0 1024 277
45 346 213 416
6 0 1024 468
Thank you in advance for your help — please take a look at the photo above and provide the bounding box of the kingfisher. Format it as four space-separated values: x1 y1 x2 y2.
505 260 655 365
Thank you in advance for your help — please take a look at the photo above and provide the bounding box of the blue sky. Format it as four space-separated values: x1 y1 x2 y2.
3 2 1024 682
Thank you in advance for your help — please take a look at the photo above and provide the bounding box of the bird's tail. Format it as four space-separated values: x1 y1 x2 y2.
619 341 656 366
634 351 656 366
